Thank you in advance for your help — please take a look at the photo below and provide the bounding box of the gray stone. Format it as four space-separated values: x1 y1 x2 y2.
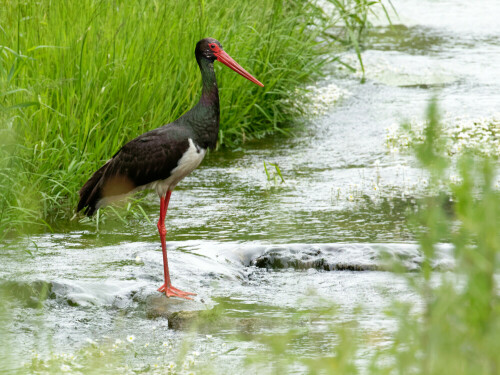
145 295 211 330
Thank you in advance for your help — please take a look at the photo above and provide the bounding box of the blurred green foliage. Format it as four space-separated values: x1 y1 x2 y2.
245 99 500 374
369 99 500 375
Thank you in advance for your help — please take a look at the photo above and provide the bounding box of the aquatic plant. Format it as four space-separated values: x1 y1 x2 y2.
263 161 285 184
386 114 500 159
324 0 396 79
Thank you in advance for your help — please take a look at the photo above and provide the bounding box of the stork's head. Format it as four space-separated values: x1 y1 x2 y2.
195 38 264 87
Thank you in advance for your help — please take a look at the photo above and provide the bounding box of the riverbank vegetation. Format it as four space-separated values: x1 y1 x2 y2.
0 0 387 237
370 100 500 375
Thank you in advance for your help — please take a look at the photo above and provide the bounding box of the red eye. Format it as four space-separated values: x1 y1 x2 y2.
210 43 221 52
208 43 220 55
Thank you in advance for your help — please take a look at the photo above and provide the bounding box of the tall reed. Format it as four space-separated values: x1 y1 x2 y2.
0 0 380 235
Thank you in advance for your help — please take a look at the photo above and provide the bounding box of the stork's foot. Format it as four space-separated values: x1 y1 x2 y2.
158 284 196 300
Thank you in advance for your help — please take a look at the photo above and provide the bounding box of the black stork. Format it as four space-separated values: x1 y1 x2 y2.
77 38 263 299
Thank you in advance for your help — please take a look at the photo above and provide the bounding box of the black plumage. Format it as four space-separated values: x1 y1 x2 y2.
77 37 263 299
77 39 222 216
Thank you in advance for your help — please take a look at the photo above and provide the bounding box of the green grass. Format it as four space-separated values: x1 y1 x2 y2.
0 0 383 236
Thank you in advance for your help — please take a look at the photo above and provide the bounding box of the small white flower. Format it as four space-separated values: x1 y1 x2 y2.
193 351 200 357
206 335 212 339
144 343 149 348
167 362 176 369
127 335 135 343
163 342 172 349
115 339 122 345
135 256 142 263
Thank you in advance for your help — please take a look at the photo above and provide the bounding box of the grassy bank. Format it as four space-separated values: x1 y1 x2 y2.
0 0 382 236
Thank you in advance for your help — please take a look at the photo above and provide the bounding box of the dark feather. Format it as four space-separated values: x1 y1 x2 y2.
77 160 111 216
77 124 191 216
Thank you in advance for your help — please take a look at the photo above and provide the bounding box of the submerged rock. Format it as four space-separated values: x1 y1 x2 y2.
0 280 54 308
248 243 454 272
145 295 265 332
252 245 380 271
167 311 201 330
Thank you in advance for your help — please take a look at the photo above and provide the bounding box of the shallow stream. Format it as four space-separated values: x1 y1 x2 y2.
2 0 500 372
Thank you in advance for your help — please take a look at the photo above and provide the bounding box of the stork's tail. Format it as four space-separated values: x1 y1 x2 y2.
77 162 110 217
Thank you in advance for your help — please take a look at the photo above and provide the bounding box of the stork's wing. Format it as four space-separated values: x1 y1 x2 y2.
78 125 190 216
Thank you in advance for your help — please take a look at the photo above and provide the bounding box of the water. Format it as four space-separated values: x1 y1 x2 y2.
1 0 500 372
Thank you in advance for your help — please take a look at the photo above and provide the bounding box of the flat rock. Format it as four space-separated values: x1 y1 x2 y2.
146 295 206 317
145 295 210 329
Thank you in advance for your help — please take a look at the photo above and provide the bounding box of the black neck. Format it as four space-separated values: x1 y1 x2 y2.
174 57 219 149
198 58 219 106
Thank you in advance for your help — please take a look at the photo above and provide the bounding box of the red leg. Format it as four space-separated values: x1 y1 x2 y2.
157 191 196 299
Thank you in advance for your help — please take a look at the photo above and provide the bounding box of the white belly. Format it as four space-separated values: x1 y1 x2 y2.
143 138 206 197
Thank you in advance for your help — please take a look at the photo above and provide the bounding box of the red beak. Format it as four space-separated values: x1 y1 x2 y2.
215 50 264 87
